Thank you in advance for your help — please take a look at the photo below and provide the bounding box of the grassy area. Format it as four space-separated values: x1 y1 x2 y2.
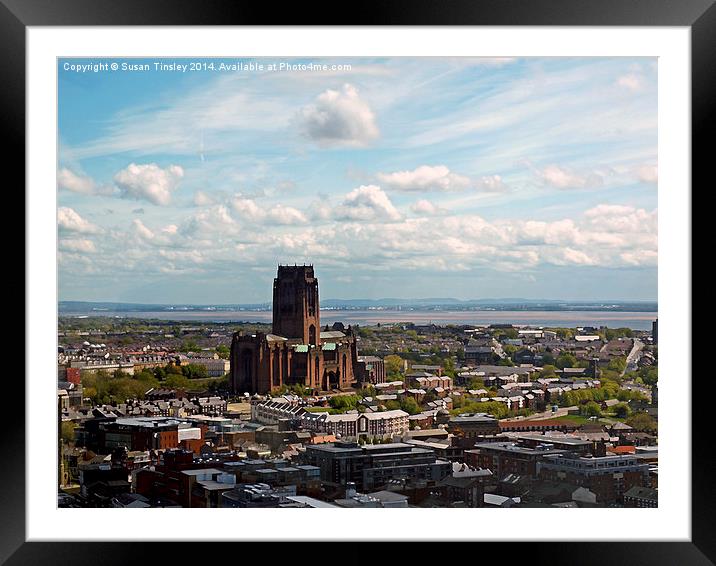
552 414 595 425
553 414 621 426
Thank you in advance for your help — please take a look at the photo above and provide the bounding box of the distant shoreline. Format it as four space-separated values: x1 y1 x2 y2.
58 308 658 330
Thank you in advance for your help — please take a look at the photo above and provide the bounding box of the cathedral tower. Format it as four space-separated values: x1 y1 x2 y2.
272 264 320 346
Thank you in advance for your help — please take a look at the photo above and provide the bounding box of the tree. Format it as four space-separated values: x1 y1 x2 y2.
554 328 574 340
180 340 200 353
216 344 230 359
539 365 558 379
612 403 631 418
541 352 555 366
599 369 623 383
182 363 208 379
164 373 190 390
607 357 627 373
556 352 577 369
503 345 518 357
626 411 657 433
165 363 183 375
60 421 76 444
600 380 620 398
604 328 633 340
580 401 602 417
640 367 658 387
399 397 420 415
208 376 230 393
329 394 360 411
384 355 404 377
358 327 374 339
135 369 160 388
450 397 508 419
360 385 377 398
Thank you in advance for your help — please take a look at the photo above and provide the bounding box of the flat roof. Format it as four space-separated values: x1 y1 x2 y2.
473 442 567 456
180 468 224 476
285 496 339 508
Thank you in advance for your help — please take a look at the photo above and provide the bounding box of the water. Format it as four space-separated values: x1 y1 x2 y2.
63 309 658 330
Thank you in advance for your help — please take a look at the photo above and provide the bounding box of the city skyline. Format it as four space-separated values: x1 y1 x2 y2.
58 56 657 303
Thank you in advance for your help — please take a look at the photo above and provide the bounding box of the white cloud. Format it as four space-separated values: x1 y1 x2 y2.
57 168 95 194
113 163 184 206
59 238 97 253
377 165 471 192
231 196 264 221
620 249 658 266
334 185 401 221
57 202 657 290
475 175 508 192
583 204 657 234
299 84 379 147
411 199 449 216
558 247 595 266
193 190 217 207
231 196 308 225
377 166 508 193
617 74 643 91
158 249 205 265
636 164 658 184
309 199 334 222
269 205 309 225
57 207 102 234
181 205 238 238
57 168 114 196
130 219 184 248
131 218 156 241
538 165 603 189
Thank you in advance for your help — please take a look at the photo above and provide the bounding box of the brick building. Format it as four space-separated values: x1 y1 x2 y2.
76 416 204 454
303 441 451 491
447 413 500 439
466 442 567 478
536 453 650 504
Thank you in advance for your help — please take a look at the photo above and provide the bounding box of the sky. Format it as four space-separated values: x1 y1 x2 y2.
57 57 658 304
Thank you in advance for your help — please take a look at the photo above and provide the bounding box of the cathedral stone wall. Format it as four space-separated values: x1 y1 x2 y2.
230 265 359 394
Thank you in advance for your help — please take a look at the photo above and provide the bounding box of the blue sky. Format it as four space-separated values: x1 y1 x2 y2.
57 57 657 303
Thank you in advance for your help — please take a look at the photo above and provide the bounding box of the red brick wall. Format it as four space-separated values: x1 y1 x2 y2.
66 367 81 385
160 431 179 450
180 438 204 455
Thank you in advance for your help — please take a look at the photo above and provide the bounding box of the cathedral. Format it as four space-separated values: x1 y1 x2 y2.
230 265 359 394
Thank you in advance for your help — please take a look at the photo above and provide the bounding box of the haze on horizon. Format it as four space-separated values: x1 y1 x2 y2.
58 57 657 305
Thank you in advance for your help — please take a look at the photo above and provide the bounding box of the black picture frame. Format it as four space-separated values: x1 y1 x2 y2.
5 0 709 563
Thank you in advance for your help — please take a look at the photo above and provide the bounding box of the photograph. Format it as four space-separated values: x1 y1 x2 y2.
56 55 661 510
